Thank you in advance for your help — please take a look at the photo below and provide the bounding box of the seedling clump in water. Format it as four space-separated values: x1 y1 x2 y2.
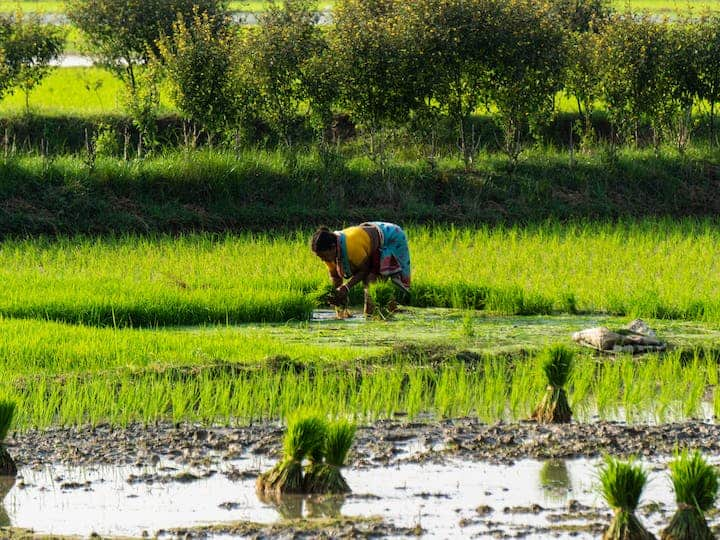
661 449 718 540
532 344 573 423
256 414 327 495
304 419 356 494
0 401 16 476
599 456 655 540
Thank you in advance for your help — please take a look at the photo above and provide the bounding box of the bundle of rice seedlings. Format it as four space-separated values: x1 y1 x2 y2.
367 281 398 319
302 426 327 494
304 419 356 494
256 415 327 496
0 401 16 477
599 456 655 540
531 344 573 423
661 449 718 540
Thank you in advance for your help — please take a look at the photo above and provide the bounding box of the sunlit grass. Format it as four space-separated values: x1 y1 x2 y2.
0 67 175 115
2 220 720 325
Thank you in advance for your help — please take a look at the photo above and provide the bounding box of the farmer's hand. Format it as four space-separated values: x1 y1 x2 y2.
334 284 349 304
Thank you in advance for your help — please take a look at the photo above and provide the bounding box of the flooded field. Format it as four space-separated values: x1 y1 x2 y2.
3 452 718 539
4 419 720 539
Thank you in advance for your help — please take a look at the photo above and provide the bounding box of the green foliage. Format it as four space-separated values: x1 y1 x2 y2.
66 0 227 88
403 0 500 168
0 12 64 113
0 401 14 442
599 455 648 512
668 449 718 511
156 9 241 143
485 0 568 162
540 344 573 387
550 0 612 32
243 0 326 146
283 413 327 462
596 15 671 147
92 122 119 157
329 0 420 152
324 419 355 467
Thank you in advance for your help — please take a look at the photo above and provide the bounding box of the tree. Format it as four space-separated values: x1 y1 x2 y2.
157 9 242 145
66 0 227 89
0 13 64 113
403 0 502 168
596 15 671 147
550 0 612 32
484 0 568 163
563 30 602 148
329 0 422 156
243 0 327 146
691 15 720 145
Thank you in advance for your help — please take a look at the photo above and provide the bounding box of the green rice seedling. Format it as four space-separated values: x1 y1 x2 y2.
531 345 573 423
599 456 655 540
304 419 356 494
256 414 326 495
367 280 399 319
661 450 718 540
0 401 16 476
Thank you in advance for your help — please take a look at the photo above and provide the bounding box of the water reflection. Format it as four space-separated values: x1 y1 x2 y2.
0 476 16 526
256 490 345 520
539 459 571 503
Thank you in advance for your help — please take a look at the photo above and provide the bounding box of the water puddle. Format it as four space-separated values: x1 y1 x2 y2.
1 454 711 539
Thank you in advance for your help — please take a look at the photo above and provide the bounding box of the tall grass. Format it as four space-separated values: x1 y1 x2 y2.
0 315 715 429
3 221 720 325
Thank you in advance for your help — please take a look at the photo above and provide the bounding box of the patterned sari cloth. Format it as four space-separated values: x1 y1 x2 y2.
334 222 411 291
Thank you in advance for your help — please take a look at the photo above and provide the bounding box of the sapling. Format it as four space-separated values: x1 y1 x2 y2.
661 450 718 540
0 401 16 476
599 456 655 540
256 414 327 495
531 344 573 423
304 419 356 494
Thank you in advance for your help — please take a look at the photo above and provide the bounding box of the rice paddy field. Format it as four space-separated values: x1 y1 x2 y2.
0 222 718 430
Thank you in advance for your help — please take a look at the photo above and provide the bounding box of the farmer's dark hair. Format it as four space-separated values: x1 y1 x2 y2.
311 226 336 253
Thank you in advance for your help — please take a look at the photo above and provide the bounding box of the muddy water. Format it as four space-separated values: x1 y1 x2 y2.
1 454 707 539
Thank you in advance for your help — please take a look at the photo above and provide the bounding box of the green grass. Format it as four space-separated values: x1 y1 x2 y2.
0 310 719 428
0 67 175 115
3 222 720 326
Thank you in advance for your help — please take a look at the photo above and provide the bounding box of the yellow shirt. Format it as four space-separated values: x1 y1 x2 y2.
325 226 372 275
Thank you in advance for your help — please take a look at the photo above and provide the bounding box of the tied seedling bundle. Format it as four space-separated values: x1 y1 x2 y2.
367 280 399 319
531 344 573 423
661 449 718 540
599 456 655 540
257 414 327 495
304 419 356 494
0 401 16 476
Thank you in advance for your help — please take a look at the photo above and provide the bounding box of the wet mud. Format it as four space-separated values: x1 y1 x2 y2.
5 418 720 539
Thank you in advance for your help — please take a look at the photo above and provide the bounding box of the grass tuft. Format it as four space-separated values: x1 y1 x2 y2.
304 419 356 494
0 401 14 443
257 413 327 495
599 455 655 540
531 345 573 423
661 449 718 540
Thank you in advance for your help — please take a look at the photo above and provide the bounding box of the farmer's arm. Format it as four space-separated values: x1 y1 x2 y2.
325 261 343 288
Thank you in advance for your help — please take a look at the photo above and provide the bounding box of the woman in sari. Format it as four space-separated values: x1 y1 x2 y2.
310 222 411 316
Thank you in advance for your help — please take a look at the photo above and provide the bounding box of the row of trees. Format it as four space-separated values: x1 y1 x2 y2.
12 0 720 165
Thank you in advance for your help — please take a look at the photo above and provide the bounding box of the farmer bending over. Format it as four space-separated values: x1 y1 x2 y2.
311 222 411 316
